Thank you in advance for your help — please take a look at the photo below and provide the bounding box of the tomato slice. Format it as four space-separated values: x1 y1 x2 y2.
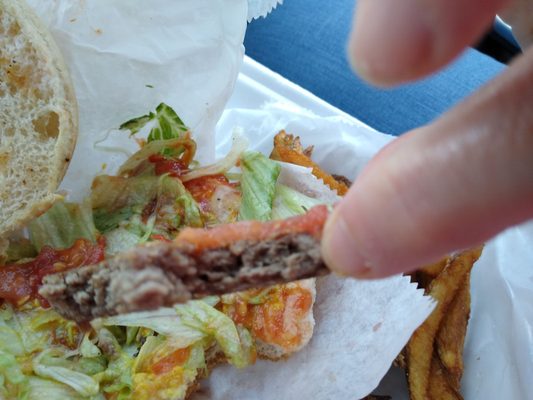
184 174 232 213
148 154 187 177
221 284 314 350
0 238 105 307
149 347 191 375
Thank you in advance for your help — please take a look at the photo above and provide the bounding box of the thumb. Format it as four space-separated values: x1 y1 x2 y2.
322 46 533 278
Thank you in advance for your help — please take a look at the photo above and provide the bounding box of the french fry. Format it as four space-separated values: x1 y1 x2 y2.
427 354 463 399
413 256 451 292
406 248 482 400
270 131 349 195
436 276 471 388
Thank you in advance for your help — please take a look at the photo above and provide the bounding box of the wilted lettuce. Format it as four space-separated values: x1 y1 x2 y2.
238 151 281 221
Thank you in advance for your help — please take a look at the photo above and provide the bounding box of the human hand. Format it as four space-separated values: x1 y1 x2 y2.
321 0 533 278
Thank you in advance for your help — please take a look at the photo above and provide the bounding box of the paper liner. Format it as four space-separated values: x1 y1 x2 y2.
247 0 283 21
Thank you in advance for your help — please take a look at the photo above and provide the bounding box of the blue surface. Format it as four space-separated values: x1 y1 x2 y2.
244 0 506 135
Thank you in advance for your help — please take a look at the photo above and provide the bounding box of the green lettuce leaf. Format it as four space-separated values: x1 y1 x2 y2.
91 175 159 215
32 350 100 397
93 174 202 246
97 299 255 370
272 183 323 220
175 300 254 368
238 151 281 221
93 206 136 233
5 238 37 263
0 323 24 357
28 201 97 251
80 334 102 358
98 351 134 398
1 305 70 355
93 309 205 350
174 187 203 228
19 377 89 400
0 349 26 389
104 228 143 257
119 103 188 142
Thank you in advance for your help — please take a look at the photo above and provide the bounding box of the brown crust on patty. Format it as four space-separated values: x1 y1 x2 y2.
40 233 327 322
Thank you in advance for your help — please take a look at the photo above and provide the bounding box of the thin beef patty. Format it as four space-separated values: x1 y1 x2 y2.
40 233 327 322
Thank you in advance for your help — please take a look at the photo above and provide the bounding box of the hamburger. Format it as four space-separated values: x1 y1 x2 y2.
0 2 455 400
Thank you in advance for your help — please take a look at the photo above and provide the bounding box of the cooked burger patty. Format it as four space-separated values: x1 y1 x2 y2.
39 233 327 322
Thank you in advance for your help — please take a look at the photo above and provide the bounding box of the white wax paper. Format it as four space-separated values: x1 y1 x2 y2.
27 2 436 399
216 104 533 400
27 0 248 200
247 0 283 21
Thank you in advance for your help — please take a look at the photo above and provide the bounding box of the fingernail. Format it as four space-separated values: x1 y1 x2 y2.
321 208 375 279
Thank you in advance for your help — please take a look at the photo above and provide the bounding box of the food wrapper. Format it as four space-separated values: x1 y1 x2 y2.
27 0 248 200
247 0 283 21
216 104 533 399
27 1 436 399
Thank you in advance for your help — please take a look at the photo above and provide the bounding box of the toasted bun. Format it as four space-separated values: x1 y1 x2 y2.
255 278 316 360
0 0 78 236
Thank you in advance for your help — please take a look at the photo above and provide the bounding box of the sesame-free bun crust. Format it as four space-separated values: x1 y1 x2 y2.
0 0 78 236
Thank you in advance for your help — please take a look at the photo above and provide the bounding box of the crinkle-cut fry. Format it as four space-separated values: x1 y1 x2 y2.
427 354 463 400
436 276 471 388
270 131 349 196
406 247 482 400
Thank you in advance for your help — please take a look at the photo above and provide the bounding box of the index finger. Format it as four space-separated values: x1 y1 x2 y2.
349 0 511 86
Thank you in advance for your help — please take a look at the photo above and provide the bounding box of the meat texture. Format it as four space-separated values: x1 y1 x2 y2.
40 233 327 322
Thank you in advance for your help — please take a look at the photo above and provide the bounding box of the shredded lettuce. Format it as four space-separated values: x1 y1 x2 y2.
98 351 134 398
93 309 205 350
92 174 203 257
0 350 26 389
28 201 97 251
92 175 159 214
32 350 100 397
175 191 203 228
77 356 107 377
2 305 75 355
238 151 281 222
5 238 37 263
19 377 89 400
175 300 253 368
0 324 24 357
181 133 248 182
120 103 188 142
103 228 142 257
272 183 323 220
132 335 164 373
0 305 107 398
94 206 136 233
96 299 255 371
80 334 102 358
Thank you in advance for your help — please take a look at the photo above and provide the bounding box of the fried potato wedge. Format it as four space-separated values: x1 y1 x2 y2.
436 277 471 388
271 131 349 195
428 355 463 400
406 247 482 400
413 256 451 292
